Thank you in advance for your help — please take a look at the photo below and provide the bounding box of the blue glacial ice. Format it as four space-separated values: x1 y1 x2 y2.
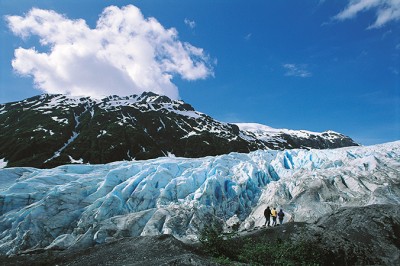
0 141 399 254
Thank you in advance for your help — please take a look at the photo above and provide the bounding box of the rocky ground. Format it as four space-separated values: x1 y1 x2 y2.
1 204 399 265
0 235 218 266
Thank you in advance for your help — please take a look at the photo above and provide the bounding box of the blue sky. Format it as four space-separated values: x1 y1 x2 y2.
0 0 399 145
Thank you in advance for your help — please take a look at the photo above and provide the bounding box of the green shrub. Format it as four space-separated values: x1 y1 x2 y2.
199 226 329 265
238 238 327 265
199 222 239 258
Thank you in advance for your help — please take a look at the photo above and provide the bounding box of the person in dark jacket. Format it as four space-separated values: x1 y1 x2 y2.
263 206 271 226
278 209 285 225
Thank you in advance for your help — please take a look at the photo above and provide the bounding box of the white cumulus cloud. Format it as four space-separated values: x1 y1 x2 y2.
283 64 312 78
6 5 214 99
334 0 400 28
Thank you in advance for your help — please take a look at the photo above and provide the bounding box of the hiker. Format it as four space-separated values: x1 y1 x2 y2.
271 207 277 226
263 206 271 226
278 209 285 225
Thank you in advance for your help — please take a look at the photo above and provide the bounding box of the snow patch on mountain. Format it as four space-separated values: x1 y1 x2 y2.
97 130 108 138
44 112 84 163
235 122 343 141
68 156 84 164
33 126 52 135
51 116 69 124
98 93 204 120
0 158 7 169
0 106 6 115
0 141 399 255
32 95 91 111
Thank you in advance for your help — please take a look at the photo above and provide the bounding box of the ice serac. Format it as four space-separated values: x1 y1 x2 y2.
0 93 358 168
0 141 399 255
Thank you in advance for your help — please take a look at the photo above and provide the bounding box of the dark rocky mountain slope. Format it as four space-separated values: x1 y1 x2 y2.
0 92 358 168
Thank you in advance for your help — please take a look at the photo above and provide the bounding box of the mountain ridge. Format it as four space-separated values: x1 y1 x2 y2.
0 92 358 168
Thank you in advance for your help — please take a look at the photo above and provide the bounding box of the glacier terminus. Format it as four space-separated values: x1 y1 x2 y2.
0 141 399 255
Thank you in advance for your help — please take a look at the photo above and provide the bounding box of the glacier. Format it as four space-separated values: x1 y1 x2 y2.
0 141 399 255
